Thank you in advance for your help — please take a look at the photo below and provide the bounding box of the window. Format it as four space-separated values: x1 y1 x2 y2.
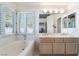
26 13 34 34
0 4 15 35
19 13 26 34
0 4 5 34
4 8 13 34
19 12 35 34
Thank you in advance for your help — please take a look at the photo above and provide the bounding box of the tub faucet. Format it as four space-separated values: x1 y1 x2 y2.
23 34 26 40
22 34 26 44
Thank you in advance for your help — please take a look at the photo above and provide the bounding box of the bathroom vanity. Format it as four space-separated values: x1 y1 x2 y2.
39 34 78 56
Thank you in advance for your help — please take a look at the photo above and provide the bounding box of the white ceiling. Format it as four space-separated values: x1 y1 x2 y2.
13 2 78 11
15 2 75 6
1 2 78 12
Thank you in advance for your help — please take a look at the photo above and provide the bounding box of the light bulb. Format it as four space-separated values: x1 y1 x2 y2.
60 10 64 13
54 10 58 13
43 9 47 13
49 10 52 13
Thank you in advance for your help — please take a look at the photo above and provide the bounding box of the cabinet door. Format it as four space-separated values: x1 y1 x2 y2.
66 43 78 55
39 43 52 55
53 43 65 55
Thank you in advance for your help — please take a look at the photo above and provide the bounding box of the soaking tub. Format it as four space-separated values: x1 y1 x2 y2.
0 34 35 56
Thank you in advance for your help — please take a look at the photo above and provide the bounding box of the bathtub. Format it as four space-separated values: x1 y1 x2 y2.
0 34 35 56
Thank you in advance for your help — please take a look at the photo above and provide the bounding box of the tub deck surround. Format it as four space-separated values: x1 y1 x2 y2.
0 34 35 56
38 34 79 56
0 40 26 56
0 34 17 47
0 39 35 56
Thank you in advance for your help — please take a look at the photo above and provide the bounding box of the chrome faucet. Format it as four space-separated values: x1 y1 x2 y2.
23 34 26 40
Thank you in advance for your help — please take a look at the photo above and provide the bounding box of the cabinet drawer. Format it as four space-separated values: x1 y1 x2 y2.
66 43 78 54
53 43 65 54
54 38 63 43
40 38 54 43
64 38 78 43
39 43 52 55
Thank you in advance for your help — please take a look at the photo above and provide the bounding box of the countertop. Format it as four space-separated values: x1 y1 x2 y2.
39 33 79 38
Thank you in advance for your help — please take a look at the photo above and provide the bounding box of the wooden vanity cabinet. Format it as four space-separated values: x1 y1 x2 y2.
39 37 78 56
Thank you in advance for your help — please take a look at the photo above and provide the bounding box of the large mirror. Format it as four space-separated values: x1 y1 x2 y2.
39 12 62 34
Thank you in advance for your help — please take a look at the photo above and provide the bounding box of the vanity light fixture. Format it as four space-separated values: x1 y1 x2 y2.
59 10 64 13
42 9 64 14
54 10 58 13
43 9 48 13
49 10 52 13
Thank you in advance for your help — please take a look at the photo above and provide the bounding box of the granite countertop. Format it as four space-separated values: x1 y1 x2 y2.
39 33 79 38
